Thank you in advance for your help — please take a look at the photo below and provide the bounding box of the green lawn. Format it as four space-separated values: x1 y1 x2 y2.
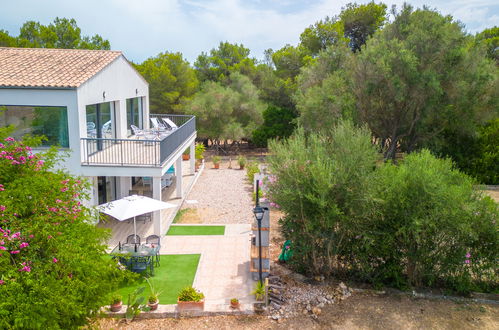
117 254 200 305
166 225 225 236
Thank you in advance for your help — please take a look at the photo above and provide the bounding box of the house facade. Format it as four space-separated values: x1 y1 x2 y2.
0 47 196 235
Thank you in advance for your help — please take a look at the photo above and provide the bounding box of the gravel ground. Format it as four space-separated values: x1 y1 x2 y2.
179 160 254 224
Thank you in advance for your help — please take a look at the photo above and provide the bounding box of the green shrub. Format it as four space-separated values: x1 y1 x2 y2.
268 121 498 294
246 161 260 183
268 121 378 276
364 150 498 293
252 105 296 147
178 286 204 302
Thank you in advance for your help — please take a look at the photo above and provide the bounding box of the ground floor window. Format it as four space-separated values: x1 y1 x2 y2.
0 105 69 147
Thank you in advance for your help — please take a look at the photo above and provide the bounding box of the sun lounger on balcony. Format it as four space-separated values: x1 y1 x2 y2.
161 118 178 130
131 125 145 139
150 117 168 130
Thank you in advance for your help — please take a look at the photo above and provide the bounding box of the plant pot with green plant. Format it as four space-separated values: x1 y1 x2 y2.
252 281 265 301
182 148 190 161
110 293 123 312
230 298 240 309
177 286 205 312
212 155 221 169
195 143 206 171
146 278 162 311
238 155 247 170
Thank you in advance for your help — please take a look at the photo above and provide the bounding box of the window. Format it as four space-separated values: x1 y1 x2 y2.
0 105 69 147
126 97 143 136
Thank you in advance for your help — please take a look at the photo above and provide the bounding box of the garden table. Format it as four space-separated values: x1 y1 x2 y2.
110 243 159 275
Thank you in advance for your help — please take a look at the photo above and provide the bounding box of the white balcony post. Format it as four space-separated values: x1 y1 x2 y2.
176 156 183 198
189 141 195 175
152 176 162 236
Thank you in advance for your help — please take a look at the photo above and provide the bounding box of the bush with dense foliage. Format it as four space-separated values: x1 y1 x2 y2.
267 121 378 276
0 137 127 329
252 105 296 147
268 124 498 293
362 150 498 292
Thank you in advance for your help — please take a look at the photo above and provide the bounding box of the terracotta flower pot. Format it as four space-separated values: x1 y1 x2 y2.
230 301 240 309
148 301 159 311
182 154 190 161
177 299 204 312
213 163 220 169
239 165 245 170
110 301 122 312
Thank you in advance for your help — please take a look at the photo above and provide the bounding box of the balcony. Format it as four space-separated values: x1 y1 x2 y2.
81 114 195 167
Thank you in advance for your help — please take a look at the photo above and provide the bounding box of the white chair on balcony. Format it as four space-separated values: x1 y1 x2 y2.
131 125 145 140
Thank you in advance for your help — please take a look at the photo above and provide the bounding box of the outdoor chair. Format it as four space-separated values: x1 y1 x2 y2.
126 234 140 245
131 125 145 139
146 235 161 266
130 256 153 276
146 235 160 245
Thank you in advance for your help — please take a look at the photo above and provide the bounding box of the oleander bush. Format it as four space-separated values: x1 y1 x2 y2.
0 136 128 329
268 121 498 293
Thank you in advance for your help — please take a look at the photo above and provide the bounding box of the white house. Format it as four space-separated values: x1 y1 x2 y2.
0 47 196 235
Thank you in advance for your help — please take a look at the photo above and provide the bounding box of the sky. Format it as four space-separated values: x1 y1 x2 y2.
1 0 498 64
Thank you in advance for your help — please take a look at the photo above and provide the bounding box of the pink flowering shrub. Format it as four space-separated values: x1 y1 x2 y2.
0 136 128 329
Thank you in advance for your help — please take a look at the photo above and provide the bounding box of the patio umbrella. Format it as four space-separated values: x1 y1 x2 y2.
98 195 175 239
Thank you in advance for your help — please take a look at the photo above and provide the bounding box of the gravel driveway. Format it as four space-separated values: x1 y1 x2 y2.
180 161 255 224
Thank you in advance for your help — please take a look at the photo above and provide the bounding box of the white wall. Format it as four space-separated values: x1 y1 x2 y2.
76 56 149 141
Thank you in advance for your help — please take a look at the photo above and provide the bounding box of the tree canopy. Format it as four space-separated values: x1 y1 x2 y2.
2 17 110 49
135 52 198 114
194 41 257 83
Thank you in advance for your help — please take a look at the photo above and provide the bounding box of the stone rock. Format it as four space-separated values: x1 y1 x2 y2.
312 307 322 316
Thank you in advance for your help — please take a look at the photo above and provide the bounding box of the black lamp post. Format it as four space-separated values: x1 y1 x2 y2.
253 180 265 283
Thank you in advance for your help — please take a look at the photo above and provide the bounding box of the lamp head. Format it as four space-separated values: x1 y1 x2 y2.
253 206 265 222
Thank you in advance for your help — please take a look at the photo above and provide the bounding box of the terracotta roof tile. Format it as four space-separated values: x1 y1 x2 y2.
0 47 122 88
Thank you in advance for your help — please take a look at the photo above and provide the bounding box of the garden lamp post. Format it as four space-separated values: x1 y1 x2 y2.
253 179 265 283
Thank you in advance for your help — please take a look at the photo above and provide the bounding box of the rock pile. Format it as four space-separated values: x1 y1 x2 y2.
266 276 352 322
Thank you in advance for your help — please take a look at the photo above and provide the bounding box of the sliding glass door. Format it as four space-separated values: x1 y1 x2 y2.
126 97 143 136
86 102 115 152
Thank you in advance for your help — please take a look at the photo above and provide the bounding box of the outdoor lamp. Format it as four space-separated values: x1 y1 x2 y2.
253 205 265 283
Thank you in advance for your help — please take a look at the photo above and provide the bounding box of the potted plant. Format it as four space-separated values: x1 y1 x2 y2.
177 286 205 312
238 156 247 170
182 148 190 161
146 278 162 311
212 155 221 169
110 293 123 312
252 281 265 301
230 298 240 309
195 143 206 171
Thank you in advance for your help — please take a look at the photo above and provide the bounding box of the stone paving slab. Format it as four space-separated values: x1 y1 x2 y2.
160 223 256 311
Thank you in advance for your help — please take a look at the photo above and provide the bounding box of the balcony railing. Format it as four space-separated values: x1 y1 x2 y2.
81 114 195 167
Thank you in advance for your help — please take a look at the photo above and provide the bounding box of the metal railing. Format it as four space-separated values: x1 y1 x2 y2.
81 114 195 167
